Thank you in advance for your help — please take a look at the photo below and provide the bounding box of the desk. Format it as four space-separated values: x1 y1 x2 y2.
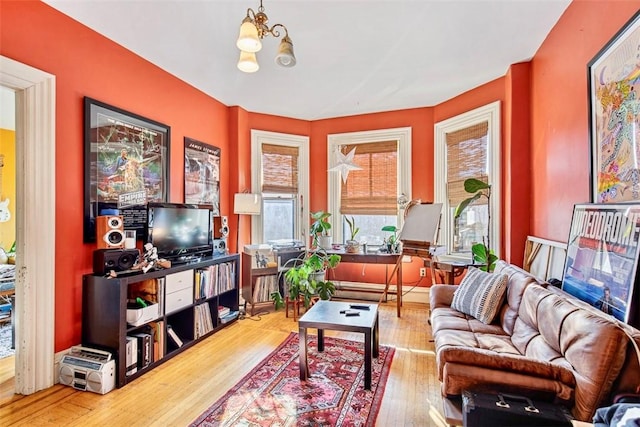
326 251 402 316
424 258 475 285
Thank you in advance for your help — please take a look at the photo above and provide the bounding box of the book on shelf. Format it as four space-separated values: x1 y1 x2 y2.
166 325 184 348
220 311 239 324
194 303 214 339
131 332 152 369
252 274 278 303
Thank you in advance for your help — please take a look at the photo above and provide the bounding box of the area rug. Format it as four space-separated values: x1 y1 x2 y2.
191 332 395 426
0 322 14 359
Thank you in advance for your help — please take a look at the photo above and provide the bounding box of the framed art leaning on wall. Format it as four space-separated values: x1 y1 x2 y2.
588 10 640 203
83 97 170 243
562 203 640 327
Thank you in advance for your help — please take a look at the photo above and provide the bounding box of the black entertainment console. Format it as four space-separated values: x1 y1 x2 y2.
82 253 239 388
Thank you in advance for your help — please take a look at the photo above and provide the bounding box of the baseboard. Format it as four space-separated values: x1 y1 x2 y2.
333 280 430 304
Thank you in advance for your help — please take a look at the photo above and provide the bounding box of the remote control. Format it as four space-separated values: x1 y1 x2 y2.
350 304 370 310
345 311 360 317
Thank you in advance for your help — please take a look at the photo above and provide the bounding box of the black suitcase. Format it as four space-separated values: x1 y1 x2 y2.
462 391 573 427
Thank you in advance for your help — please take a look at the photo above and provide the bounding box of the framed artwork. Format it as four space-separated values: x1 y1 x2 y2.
184 137 220 214
589 10 640 203
83 97 170 242
562 203 640 326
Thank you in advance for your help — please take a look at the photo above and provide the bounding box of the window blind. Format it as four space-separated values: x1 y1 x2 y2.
261 143 299 194
340 141 398 215
446 122 489 206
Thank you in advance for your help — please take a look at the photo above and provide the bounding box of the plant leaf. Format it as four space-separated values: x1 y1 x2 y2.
454 193 482 218
464 178 490 193
381 225 397 232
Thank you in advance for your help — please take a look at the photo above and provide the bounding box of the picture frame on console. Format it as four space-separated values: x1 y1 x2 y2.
588 10 640 203
562 203 640 326
83 97 170 243
184 137 220 214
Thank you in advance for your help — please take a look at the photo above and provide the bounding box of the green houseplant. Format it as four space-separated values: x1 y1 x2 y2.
271 250 341 310
454 178 497 271
310 210 332 249
345 216 360 253
381 225 400 253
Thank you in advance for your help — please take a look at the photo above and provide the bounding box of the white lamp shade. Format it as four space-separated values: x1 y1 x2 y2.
236 20 262 53
275 36 296 67
234 193 262 215
237 50 259 73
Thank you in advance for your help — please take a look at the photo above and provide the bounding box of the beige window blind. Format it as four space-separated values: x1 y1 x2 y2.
340 141 398 215
446 122 489 206
262 143 299 194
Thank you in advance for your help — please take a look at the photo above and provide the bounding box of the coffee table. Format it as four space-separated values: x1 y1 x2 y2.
298 300 379 390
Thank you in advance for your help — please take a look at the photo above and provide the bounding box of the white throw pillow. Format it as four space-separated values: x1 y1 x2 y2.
451 267 508 324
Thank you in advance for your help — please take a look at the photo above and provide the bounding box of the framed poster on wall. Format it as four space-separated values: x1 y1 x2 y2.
562 203 640 326
83 97 170 242
588 10 640 203
184 137 220 214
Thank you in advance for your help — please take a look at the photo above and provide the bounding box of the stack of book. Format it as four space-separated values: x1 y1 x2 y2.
219 306 239 324
194 303 214 339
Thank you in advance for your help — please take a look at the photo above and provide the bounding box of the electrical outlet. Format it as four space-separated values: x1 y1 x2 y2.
419 267 427 277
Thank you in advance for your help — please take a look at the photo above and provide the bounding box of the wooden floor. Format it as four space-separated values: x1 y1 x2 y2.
0 301 450 426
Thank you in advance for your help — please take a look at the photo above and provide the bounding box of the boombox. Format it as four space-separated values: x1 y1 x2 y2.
213 216 229 238
93 248 140 275
96 215 125 249
213 238 227 255
59 346 115 394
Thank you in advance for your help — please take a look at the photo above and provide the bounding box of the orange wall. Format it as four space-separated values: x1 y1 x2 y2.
1 1 230 351
531 0 640 239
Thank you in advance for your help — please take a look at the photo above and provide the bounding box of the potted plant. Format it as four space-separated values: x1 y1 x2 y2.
271 249 341 310
381 225 401 253
310 210 333 250
454 178 497 271
345 216 360 253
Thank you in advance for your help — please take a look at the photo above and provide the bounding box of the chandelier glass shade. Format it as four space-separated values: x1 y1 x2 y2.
236 1 296 72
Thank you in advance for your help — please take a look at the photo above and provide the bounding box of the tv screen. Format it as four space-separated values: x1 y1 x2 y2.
147 203 212 261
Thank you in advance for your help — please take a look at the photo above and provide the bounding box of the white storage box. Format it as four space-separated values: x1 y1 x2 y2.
165 270 194 314
126 301 160 326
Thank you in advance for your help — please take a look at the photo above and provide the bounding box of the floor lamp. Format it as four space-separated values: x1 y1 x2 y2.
233 193 262 253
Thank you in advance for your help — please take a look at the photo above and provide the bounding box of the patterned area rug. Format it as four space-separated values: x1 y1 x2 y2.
0 322 14 359
191 332 395 426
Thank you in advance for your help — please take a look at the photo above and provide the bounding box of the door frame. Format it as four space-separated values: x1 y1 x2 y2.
0 55 56 394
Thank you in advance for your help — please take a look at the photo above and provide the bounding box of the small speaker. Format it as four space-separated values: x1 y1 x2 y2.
93 249 140 275
96 215 125 249
213 238 227 255
213 216 229 238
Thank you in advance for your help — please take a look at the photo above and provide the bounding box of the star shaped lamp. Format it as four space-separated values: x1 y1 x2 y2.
329 147 362 183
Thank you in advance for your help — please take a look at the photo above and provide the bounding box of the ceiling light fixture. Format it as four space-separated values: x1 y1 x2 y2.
236 0 296 73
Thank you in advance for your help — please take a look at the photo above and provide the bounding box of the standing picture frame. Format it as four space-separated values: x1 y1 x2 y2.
184 137 220 214
562 203 640 326
83 97 170 243
588 10 640 203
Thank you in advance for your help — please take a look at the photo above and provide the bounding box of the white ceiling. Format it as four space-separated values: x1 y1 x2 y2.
43 0 571 121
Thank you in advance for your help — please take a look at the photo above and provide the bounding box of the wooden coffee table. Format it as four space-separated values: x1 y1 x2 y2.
298 300 379 390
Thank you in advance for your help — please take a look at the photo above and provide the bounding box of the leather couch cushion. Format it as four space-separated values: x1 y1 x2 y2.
451 267 508 324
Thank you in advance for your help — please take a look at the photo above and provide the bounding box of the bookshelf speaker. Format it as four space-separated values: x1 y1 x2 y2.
93 248 140 275
213 216 229 238
96 215 125 249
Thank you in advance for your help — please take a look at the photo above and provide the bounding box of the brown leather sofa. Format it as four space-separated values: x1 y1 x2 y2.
430 260 640 422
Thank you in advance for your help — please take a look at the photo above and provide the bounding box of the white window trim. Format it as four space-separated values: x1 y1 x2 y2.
251 130 309 244
434 101 501 259
327 127 412 243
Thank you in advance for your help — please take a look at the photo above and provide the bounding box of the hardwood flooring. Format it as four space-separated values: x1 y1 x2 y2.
0 301 449 426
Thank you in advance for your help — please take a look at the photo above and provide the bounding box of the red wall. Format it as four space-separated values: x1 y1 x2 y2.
531 0 640 239
4 0 640 352
1 1 230 351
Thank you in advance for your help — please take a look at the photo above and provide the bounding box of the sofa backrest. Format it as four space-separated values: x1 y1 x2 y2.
493 260 542 335
512 284 630 421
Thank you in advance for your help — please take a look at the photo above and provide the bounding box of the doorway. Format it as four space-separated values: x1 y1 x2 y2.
0 55 56 395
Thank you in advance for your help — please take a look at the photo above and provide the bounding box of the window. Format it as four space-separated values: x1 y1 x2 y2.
434 102 501 259
251 131 309 244
328 128 412 247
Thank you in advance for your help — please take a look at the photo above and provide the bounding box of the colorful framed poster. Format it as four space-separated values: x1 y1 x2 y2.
184 137 220 214
588 10 640 203
83 97 170 242
562 203 640 326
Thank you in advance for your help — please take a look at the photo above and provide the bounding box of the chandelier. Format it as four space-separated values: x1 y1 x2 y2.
236 0 296 73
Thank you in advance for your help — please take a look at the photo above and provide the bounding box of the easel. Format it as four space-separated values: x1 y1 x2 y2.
380 201 442 317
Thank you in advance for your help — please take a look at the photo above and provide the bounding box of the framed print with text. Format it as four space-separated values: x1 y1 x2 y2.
184 137 220 214
589 10 640 203
84 97 170 242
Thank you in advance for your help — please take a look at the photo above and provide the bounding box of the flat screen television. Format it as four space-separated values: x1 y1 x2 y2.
147 202 213 262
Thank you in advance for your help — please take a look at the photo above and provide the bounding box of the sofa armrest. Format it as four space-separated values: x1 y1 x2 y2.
430 284 458 310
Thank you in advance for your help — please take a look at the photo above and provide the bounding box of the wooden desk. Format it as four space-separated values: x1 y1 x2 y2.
424 258 475 285
326 250 402 317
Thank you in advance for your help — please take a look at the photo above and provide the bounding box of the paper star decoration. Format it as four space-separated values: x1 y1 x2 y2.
329 147 362 183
